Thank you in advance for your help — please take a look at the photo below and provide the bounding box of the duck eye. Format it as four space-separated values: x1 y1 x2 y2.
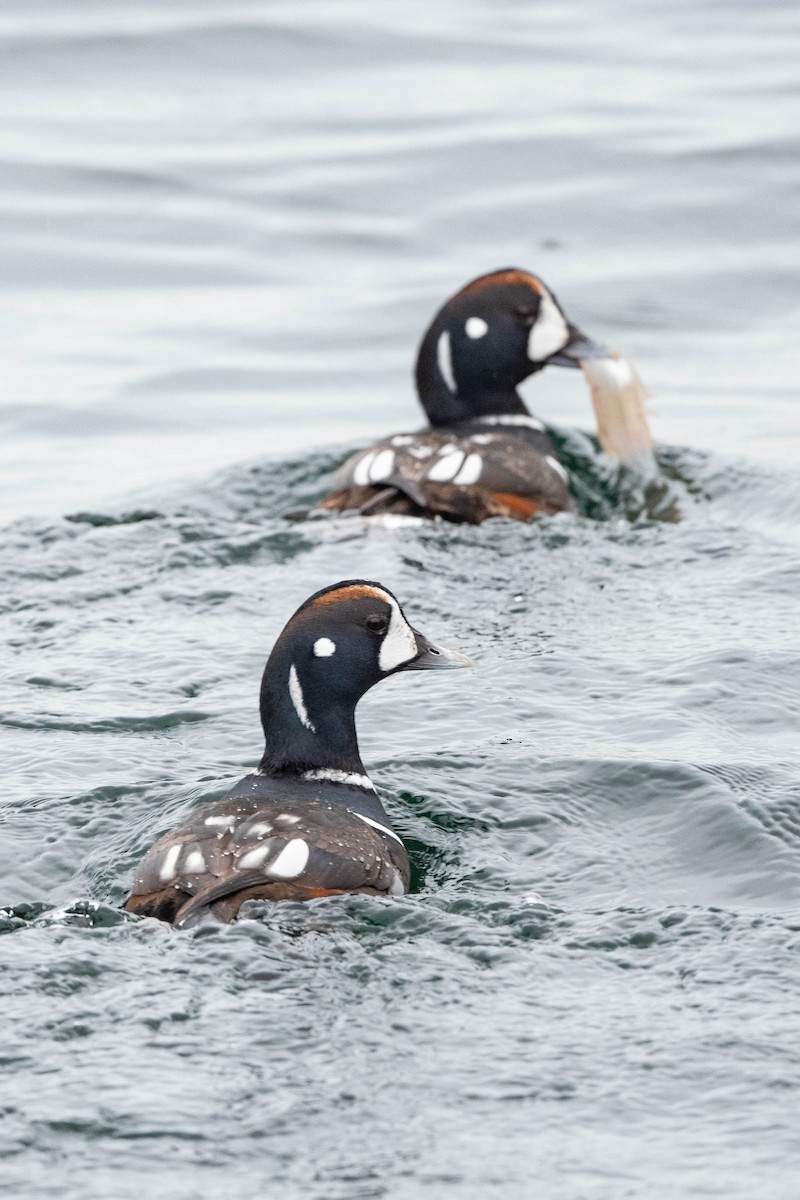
366 614 388 634
514 305 537 326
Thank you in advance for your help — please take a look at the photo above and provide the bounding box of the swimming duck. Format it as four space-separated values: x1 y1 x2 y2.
124 580 470 927
314 267 611 523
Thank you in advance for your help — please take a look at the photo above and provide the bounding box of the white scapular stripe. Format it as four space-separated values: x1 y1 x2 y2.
465 316 488 339
528 289 569 362
427 450 465 481
267 839 310 879
545 455 569 482
313 637 336 657
377 592 418 672
304 768 375 789
351 810 404 846
437 330 457 392
289 664 315 731
453 453 483 485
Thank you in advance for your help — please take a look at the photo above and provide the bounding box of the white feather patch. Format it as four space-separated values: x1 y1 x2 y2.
368 448 395 481
267 839 310 880
289 664 315 732
304 768 375 789
528 290 569 362
158 844 181 883
353 451 377 486
437 330 457 392
546 455 569 482
427 450 465 481
453 453 483 485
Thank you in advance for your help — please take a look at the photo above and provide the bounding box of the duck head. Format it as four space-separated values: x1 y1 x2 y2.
414 267 608 426
258 580 470 776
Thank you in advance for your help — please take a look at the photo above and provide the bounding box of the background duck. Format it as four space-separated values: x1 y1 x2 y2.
315 267 616 523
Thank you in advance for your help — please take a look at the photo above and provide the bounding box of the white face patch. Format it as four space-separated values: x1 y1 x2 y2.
528 289 570 363
266 839 310 880
289 663 315 732
376 591 418 673
465 316 488 339
437 329 457 392
313 637 336 657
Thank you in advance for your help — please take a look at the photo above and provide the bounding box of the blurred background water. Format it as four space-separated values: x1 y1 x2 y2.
1 1 799 1197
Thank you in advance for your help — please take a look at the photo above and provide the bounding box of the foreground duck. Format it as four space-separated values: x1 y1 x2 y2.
315 267 630 523
124 581 470 927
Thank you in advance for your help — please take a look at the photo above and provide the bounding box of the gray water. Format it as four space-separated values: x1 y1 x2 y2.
2 2 800 1197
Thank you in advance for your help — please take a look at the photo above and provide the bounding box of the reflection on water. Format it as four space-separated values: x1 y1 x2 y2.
1 3 799 1198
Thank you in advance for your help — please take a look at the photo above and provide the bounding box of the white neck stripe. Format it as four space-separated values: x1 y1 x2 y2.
350 811 404 846
304 769 375 790
437 329 457 393
477 414 545 431
289 663 315 732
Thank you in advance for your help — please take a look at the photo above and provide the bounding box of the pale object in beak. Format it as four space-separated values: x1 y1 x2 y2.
401 629 473 671
579 353 657 476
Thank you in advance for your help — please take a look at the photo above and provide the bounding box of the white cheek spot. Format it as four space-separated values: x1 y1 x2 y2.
353 451 377 486
158 844 181 883
453 453 483 486
313 637 336 657
289 664 315 732
378 595 418 673
368 448 395 482
238 844 272 871
528 290 569 362
183 850 206 874
546 455 569 482
427 449 465 481
437 330 456 392
465 316 488 339
267 839 310 880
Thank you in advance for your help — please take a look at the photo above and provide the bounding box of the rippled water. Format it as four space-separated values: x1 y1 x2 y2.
2 2 800 1198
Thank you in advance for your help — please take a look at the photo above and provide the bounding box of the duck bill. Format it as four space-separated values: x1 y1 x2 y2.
402 629 472 671
547 323 610 368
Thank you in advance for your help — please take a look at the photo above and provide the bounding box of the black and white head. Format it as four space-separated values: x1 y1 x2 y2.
258 580 470 775
415 267 608 426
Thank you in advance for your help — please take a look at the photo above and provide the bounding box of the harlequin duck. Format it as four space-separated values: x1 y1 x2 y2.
314 267 610 524
124 580 470 928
